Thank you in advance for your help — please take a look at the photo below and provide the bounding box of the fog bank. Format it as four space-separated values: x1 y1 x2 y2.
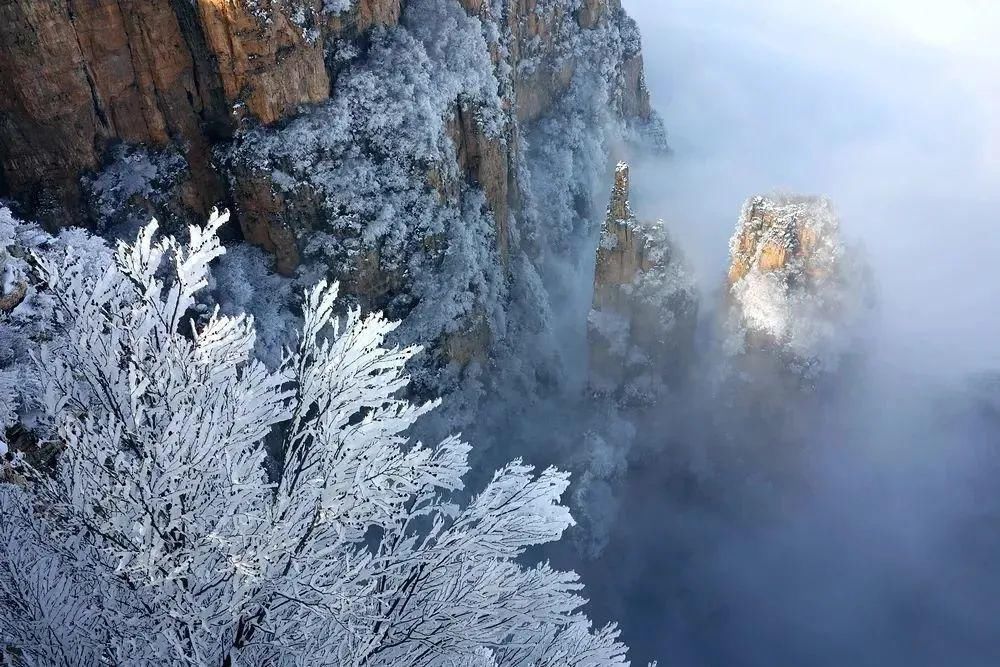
625 0 1000 378
566 2 1000 664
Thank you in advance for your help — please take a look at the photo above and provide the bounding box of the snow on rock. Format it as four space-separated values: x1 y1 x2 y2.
0 0 663 412
725 194 873 376
221 0 509 392
589 162 698 403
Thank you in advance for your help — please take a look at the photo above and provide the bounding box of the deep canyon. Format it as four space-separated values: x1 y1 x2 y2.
2 0 999 665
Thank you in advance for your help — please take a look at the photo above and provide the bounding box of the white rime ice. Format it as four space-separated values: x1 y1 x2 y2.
0 213 627 666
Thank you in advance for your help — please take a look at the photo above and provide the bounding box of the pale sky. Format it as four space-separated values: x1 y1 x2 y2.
622 0 1000 376
794 0 1000 54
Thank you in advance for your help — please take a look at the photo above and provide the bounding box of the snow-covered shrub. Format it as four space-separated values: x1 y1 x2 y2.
204 243 299 368
223 0 508 365
322 0 353 15
0 213 628 665
0 207 112 455
569 424 632 559
81 145 189 240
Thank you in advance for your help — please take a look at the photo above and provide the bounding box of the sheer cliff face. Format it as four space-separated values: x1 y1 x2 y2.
0 0 656 388
589 163 697 402
725 195 873 377
0 0 399 228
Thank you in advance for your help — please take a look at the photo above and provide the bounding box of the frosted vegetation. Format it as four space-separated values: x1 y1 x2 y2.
223 0 508 375
0 1 857 662
205 243 300 369
0 215 628 665
322 0 353 14
81 145 190 240
216 0 660 401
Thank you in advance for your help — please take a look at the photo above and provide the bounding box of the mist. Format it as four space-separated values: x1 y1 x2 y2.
626 0 1000 376
548 1 1000 665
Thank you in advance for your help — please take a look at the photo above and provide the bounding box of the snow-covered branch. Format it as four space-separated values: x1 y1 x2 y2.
0 215 627 666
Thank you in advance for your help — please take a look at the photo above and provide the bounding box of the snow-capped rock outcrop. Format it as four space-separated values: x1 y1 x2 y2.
589 162 697 401
725 194 872 376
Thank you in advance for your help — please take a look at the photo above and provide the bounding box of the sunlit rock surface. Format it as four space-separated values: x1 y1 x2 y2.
725 194 873 377
589 162 697 402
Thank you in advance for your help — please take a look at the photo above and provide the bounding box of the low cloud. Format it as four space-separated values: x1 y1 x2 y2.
578 3 1000 664
624 0 1000 377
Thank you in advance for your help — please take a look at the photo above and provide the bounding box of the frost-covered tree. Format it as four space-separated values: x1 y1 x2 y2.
0 206 112 457
0 212 627 666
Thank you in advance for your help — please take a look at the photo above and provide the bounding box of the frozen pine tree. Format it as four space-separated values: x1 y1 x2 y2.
0 212 628 666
